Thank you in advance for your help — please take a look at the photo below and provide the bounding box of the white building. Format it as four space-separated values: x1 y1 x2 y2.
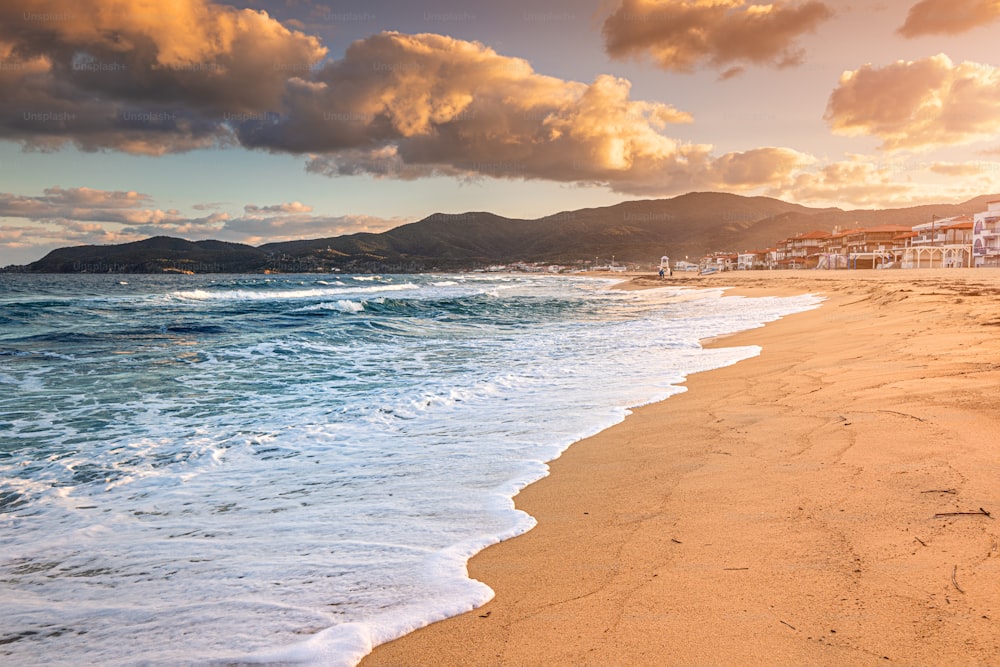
973 200 1000 268
901 215 973 269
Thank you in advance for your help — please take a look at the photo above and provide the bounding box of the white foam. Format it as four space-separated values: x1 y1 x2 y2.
297 300 366 314
172 283 418 301
0 274 823 666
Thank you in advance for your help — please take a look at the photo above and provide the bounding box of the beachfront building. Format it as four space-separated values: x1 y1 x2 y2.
737 250 768 270
816 228 847 270
901 216 974 269
699 252 737 272
839 225 911 269
788 230 831 269
973 200 1000 267
772 238 795 269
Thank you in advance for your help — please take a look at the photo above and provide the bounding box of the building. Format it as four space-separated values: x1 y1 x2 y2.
838 225 912 268
737 250 768 270
901 215 973 268
973 201 1000 268
786 230 832 269
699 252 737 272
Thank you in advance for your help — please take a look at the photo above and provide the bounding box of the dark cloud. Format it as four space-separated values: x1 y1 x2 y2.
0 0 326 153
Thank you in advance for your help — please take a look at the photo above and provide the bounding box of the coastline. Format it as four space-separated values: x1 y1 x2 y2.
362 269 1000 666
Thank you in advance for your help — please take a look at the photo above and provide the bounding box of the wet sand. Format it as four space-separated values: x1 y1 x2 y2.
363 269 1000 666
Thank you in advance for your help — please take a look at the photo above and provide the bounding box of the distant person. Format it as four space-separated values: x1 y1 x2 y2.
658 267 665 280
668 266 673 277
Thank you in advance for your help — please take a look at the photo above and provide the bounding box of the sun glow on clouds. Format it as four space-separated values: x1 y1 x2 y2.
601 0 834 76
827 54 1000 152
898 0 1000 37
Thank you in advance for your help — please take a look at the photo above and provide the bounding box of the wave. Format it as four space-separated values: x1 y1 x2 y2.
296 300 366 314
171 283 419 302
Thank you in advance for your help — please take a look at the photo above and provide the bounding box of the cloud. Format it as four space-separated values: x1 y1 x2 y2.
825 54 1000 151
773 155 918 205
260 31 821 196
898 0 1000 37
708 147 816 189
763 154 1000 207
236 32 702 191
0 2 824 197
929 161 1000 177
601 0 833 74
0 0 326 153
0 186 406 263
0 186 181 224
210 213 403 246
244 202 314 215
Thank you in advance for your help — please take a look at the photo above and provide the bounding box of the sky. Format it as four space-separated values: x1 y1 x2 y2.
2 0 1000 265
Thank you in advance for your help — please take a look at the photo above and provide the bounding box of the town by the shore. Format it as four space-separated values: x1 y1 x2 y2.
363 268 1000 666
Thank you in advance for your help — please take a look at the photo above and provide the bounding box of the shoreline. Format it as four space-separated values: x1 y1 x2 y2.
363 269 1000 666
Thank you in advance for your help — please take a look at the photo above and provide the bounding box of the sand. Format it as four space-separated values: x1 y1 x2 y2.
362 269 1000 666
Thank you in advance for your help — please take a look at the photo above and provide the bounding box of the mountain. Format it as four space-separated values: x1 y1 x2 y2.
22 192 998 273
26 236 268 273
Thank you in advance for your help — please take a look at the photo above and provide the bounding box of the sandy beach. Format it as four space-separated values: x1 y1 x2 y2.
363 269 1000 666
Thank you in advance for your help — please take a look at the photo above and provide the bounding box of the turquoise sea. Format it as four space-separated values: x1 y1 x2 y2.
0 273 820 665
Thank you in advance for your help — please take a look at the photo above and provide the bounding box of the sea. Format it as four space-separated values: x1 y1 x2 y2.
0 273 821 666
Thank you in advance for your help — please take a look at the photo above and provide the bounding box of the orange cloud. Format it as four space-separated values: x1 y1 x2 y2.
602 0 833 74
764 154 1000 207
281 32 822 196
0 0 325 153
0 2 833 197
778 156 917 205
708 147 816 189
826 54 1000 151
898 0 1000 37
268 31 720 193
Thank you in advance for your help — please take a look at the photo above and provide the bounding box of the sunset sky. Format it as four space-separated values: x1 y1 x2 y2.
3 0 1000 265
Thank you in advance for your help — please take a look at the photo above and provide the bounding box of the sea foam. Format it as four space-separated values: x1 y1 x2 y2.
0 273 821 666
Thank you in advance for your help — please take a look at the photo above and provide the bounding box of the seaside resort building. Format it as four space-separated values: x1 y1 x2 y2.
717 202 998 270
974 200 1000 267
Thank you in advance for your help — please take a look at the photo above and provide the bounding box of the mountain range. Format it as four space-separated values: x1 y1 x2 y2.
17 191 999 273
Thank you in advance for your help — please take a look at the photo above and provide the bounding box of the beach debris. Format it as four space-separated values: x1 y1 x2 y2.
951 566 965 594
933 508 993 519
920 489 957 494
479 611 491 619
671 538 682 544
878 410 927 422
723 567 749 571
914 537 927 547
780 620 796 631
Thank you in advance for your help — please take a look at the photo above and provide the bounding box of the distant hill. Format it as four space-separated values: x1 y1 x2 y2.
26 236 268 273
22 192 999 273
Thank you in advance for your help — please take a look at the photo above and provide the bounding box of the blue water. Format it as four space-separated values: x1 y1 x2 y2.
0 273 820 665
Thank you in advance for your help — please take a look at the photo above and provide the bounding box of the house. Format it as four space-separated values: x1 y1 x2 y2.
700 252 737 272
840 225 912 268
902 215 973 268
973 201 1000 268
788 230 831 269
816 228 848 270
737 250 768 270
772 238 795 269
